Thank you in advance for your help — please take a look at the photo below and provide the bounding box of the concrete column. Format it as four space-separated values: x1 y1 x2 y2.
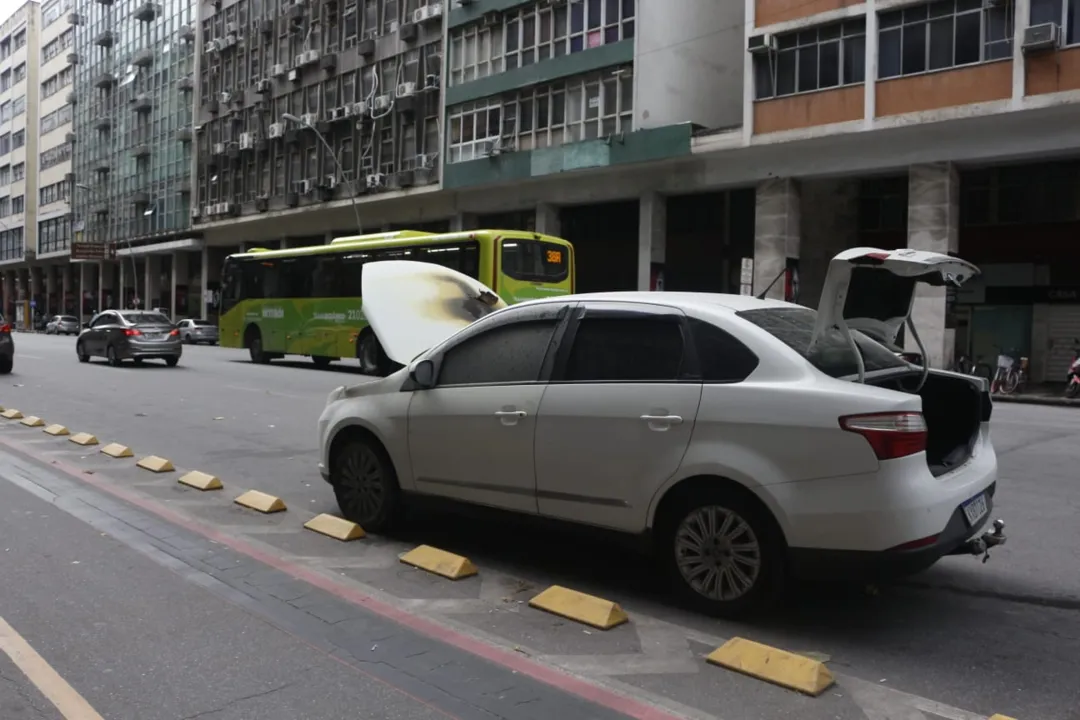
200 246 210 320
145 255 161 309
44 267 55 317
77 264 86 323
907 162 960 369
449 213 477 232
799 179 859 308
172 251 189 320
637 192 666 291
753 178 801 301
536 203 561 236
62 265 72 315
2 271 11 320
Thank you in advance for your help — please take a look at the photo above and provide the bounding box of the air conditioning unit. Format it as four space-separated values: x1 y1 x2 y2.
191 206 201 218
413 4 442 22
220 35 237 49
350 100 368 116
239 132 255 149
300 112 318 125
255 79 271 93
293 53 305 67
747 33 776 54
373 94 391 110
206 39 220 52
220 91 232 104
268 122 285 138
225 22 238 34
203 204 214 216
215 202 228 215
481 10 500 26
325 175 337 189
415 153 433 168
396 81 417 98
328 107 343 120
213 142 226 154
271 63 286 76
288 68 300 81
303 49 319 64
1022 22 1060 52
365 173 385 188
298 179 312 194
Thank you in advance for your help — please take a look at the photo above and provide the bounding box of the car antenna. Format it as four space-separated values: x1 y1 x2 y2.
755 268 787 300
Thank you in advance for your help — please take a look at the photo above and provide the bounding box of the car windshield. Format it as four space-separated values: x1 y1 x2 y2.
736 306 906 379
124 312 171 325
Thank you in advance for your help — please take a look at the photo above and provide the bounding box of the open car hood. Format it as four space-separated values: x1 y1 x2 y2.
811 247 979 360
360 260 508 364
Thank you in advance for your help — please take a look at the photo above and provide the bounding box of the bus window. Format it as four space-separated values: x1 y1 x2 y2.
278 256 315 298
501 239 569 283
314 255 340 296
339 253 370 297
221 260 242 312
416 242 480 278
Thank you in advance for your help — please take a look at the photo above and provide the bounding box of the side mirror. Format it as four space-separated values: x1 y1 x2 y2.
410 359 436 389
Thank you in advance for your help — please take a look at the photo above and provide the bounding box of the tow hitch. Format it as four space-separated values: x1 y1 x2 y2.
950 519 1007 563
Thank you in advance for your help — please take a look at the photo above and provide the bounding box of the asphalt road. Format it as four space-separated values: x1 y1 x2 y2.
1 332 1079 720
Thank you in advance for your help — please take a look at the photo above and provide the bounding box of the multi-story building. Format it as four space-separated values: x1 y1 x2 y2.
69 0 197 315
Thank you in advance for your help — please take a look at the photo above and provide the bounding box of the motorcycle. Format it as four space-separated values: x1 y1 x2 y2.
1066 340 1080 399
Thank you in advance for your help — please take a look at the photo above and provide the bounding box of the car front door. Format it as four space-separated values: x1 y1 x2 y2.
534 303 702 533
86 313 114 355
407 304 569 514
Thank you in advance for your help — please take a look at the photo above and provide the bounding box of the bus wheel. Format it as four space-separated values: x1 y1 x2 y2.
246 326 269 364
312 355 333 369
357 329 383 376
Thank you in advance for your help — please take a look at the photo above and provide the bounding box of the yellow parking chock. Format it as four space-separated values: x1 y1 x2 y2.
19 416 45 428
989 715 1018 720
136 456 175 473
1 408 23 419
528 585 629 630
177 471 222 491
69 432 99 446
100 443 133 458
233 490 287 514
399 545 478 580
303 513 365 541
43 424 70 436
706 637 835 697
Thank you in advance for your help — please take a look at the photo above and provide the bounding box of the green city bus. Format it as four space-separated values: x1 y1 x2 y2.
218 229 576 374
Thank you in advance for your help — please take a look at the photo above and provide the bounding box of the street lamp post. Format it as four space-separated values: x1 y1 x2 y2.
281 113 363 234
75 183 140 308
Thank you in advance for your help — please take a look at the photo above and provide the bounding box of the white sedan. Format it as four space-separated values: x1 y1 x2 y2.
317 248 1005 616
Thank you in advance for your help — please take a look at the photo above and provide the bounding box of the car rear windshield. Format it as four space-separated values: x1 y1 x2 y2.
501 239 569 283
60 316 78 322
737 307 906 379
124 313 171 325
191 320 213 326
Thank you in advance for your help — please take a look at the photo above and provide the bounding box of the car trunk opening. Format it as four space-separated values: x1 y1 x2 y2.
866 370 989 477
738 306 989 478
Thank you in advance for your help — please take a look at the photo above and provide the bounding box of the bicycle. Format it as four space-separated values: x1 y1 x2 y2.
952 354 993 381
991 347 1028 395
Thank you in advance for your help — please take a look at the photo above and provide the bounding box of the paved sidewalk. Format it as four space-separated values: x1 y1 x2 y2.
991 383 1080 407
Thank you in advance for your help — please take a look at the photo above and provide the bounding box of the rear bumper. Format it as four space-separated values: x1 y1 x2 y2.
788 482 1000 581
125 340 182 357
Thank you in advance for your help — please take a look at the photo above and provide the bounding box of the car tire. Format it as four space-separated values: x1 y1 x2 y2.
657 487 785 618
246 326 269 364
330 431 402 534
106 345 122 367
165 356 180 367
76 342 90 363
312 355 333 369
357 328 401 377
0 355 11 374
133 358 144 366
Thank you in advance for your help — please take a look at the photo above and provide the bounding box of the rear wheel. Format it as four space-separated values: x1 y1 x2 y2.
133 358 144 366
106 345 121 367
658 487 783 618
0 355 11 374
312 355 334 369
76 342 89 363
164 356 180 367
1066 381 1080 398
1002 369 1021 395
246 326 269 364
330 432 402 533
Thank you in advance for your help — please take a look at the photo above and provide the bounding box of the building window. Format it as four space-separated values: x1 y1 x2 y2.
43 0 73 28
754 18 866 100
0 165 8 185
12 131 25 150
13 31 25 52
42 29 74 62
40 142 71 170
40 180 70 206
449 0 636 86
12 163 23 181
39 215 72 255
41 104 72 135
11 95 24 118
42 66 74 99
11 196 24 215
446 65 634 162
0 227 24 261
0 134 10 155
879 0 1014 79
1030 0 1080 46
13 63 25 83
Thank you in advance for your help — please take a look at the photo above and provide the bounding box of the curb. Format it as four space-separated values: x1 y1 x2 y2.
992 394 1080 408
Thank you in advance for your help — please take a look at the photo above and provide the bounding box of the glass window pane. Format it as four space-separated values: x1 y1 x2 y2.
819 40 840 87
844 34 866 82
776 49 796 94
797 46 818 91
901 24 927 74
928 17 954 69
954 11 980 64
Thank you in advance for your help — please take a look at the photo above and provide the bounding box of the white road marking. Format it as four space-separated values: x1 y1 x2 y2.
225 384 313 401
0 614 106 720
17 355 43 360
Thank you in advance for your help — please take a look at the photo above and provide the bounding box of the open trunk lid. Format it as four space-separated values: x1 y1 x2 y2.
360 260 508 365
811 247 979 380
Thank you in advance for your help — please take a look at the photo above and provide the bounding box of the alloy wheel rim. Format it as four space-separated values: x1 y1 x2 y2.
675 505 761 602
339 445 384 520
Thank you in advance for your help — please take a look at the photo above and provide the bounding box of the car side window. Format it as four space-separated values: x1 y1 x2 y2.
688 319 760 383
564 316 685 382
437 320 558 387
89 314 111 328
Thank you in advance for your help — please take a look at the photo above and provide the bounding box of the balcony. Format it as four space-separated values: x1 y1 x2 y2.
95 73 116 89
131 191 150 205
93 204 109 215
65 132 76 143
179 25 194 42
95 0 113 5
177 76 194 91
132 144 151 158
174 127 192 142
134 2 160 21
67 52 80 65
178 180 191 194
132 95 152 113
95 30 114 48
67 12 82 25
93 117 111 131
66 91 77 104
132 48 154 67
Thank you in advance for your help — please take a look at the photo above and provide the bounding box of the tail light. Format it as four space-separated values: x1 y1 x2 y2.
169 329 179 336
840 412 927 460
124 328 142 337
0 324 10 333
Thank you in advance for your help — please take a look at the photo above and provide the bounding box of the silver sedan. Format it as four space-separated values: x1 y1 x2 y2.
76 310 183 367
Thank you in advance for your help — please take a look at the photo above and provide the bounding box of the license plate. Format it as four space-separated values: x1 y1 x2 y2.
146 333 165 340
962 493 989 527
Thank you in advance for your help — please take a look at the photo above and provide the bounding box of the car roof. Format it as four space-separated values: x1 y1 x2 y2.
518 291 799 315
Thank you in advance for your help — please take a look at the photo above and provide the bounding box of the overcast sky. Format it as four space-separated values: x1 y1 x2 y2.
0 0 33 29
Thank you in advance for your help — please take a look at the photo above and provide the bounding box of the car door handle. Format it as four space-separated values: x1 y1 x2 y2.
494 410 527 418
641 414 683 427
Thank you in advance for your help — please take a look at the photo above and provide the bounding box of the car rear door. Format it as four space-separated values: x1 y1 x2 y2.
533 302 702 533
406 303 569 514
87 312 116 354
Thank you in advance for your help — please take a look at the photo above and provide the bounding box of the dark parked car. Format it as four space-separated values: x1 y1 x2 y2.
177 318 219 345
76 310 182 367
46 315 80 335
0 314 13 374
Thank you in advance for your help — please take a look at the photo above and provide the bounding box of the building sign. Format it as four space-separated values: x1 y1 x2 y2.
70 242 116 261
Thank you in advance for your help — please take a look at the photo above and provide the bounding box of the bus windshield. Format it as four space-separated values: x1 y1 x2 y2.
501 239 569 283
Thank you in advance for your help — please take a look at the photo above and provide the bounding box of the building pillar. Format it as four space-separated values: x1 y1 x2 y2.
449 213 477 232
907 162 960 369
145 255 161 310
2 271 11 320
536 203 560 236
637 192 666 291
172 251 189 320
62 265 72 315
753 178 801 301
798 179 859 308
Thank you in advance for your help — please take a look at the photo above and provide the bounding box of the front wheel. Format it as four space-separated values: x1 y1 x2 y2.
0 354 11 374
312 355 334 369
1066 380 1080 398
164 356 180 367
1001 369 1021 395
76 342 89 363
331 434 402 533
659 489 783 618
106 345 121 367
247 329 269 364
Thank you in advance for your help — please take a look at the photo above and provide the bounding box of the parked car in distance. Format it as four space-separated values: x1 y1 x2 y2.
45 315 80 335
177 318 219 345
76 310 182 367
0 314 13 374
317 252 1004 617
